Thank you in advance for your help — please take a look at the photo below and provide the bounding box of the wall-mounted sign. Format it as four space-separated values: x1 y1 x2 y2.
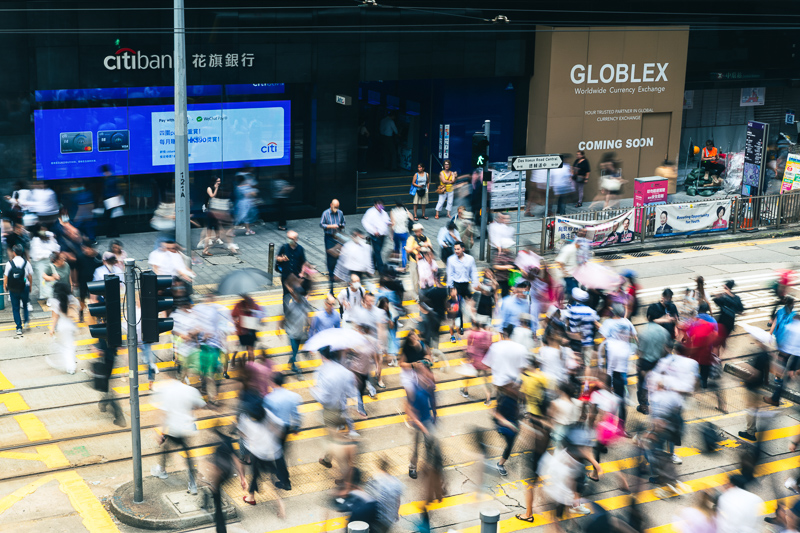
786 110 796 125
443 124 450 159
740 87 766 107
780 154 800 194
335 95 352 106
683 90 694 110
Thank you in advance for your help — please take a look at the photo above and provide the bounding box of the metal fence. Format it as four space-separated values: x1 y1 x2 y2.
538 191 800 253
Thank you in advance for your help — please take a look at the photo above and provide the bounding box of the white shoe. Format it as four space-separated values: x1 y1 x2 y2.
150 465 168 479
570 504 591 515
786 477 799 493
671 454 682 464
27 303 33 311
188 480 197 495
348 430 360 439
655 484 680 499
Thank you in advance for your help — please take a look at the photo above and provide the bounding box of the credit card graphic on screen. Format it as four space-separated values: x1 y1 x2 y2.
60 131 93 153
98 130 130 151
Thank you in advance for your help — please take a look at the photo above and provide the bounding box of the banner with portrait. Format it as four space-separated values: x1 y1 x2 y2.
554 209 637 249
651 199 732 237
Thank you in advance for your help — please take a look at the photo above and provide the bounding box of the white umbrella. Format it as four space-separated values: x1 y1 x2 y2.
304 328 369 353
515 250 541 272
740 323 777 350
573 262 624 290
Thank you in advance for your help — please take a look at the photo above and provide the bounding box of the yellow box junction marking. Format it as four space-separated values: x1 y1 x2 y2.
13 413 52 442
0 392 29 412
0 444 70 468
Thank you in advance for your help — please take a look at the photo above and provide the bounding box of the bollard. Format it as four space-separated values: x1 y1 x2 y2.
267 242 275 285
480 509 500 533
347 521 369 533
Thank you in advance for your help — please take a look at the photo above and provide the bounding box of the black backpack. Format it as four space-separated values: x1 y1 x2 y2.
6 258 27 293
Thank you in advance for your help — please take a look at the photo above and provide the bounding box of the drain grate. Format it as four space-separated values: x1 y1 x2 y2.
690 245 712 251
660 249 682 254
629 252 651 258
601 254 625 260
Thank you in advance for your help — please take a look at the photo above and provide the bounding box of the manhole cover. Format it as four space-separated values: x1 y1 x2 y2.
165 491 202 514
629 252 650 258
204 255 243 265
690 245 712 251
660 249 682 254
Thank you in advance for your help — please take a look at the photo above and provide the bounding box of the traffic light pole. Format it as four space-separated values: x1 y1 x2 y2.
174 0 191 264
479 120 490 261
125 259 143 503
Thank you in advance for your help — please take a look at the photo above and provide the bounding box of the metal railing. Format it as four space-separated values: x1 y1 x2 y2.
538 191 800 253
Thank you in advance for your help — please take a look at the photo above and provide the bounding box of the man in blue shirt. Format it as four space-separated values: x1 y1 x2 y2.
500 281 530 329
446 242 478 297
320 199 345 292
264 372 302 491
310 295 342 337
564 288 601 367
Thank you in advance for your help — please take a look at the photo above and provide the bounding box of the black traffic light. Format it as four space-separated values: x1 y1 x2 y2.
472 133 489 169
87 275 122 347
140 271 174 344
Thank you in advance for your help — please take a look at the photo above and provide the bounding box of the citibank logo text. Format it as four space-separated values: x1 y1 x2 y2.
261 142 278 153
570 63 668 84
104 49 173 71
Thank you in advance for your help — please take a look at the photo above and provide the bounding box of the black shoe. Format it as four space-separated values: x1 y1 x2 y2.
459 327 464 336
649 476 661 485
113 416 127 428
738 431 757 441
409 468 418 479
98 401 107 413
223 372 230 379
636 405 649 415
765 515 781 525
275 481 292 491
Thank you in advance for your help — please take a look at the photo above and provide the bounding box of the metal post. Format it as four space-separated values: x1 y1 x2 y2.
267 243 275 285
124 258 143 503
732 197 738 233
516 163 523 250
639 207 646 245
480 509 500 533
479 179 489 261
540 216 549 253
174 0 191 263
347 521 369 533
543 167 551 218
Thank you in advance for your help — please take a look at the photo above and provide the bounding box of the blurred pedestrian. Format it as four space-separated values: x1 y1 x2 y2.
284 280 312 375
437 221 460 264
473 269 497 325
552 154 574 215
45 282 78 375
445 286 464 343
320 199 345 292
336 230 374 282
364 456 404 533
29 223 59 298
148 240 194 282
636 304 671 414
500 281 530 330
237 398 286 517
362 199 390 274
263 372 302 491
716 474 764 533
492 238 516 299
234 171 258 236
41 251 70 301
406 223 432 295
461 317 492 403
199 176 221 252
712 280 743 352
417 247 439 295
313 348 358 474
338 274 365 329
150 370 206 494
207 184 238 255
484 324 528 392
101 165 124 237
446 242 477 318
309 294 342 337
231 294 263 372
493 383 521 477
193 294 229 402
564 287 601 367
572 150 590 207
406 359 438 480
4 244 32 336
271 176 293 231
390 201 411 268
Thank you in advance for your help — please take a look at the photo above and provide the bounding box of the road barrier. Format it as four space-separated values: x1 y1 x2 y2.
538 192 800 253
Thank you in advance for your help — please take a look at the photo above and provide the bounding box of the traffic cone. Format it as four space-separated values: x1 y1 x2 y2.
740 198 753 230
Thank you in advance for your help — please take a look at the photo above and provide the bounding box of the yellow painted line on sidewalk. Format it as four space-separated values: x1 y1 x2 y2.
758 424 800 442
0 370 14 391
0 473 56 515
0 444 70 469
645 495 799 533
56 470 120 533
14 413 52 442
0 392 29 412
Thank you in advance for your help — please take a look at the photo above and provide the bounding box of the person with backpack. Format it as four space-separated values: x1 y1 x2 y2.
4 244 32 337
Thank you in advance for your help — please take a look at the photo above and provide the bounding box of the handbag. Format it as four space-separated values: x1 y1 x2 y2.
601 177 622 192
409 185 418 196
241 315 260 330
208 197 231 212
436 184 446 194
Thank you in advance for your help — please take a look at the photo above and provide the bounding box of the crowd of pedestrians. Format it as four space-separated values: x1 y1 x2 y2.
2 170 796 533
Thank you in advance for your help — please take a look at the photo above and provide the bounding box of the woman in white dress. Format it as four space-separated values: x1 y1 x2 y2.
47 282 78 374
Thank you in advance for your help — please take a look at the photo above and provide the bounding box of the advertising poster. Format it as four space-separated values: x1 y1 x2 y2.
554 209 636 249
780 154 800 194
438 124 443 159
443 124 450 159
652 199 732 237
742 120 768 196
740 87 766 106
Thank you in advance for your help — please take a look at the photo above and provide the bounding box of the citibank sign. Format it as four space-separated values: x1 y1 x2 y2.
104 48 173 71
570 63 669 84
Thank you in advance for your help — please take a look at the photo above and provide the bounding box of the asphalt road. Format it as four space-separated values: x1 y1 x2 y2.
1 235 799 533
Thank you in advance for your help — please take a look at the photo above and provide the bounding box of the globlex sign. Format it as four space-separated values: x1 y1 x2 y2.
570 63 669 84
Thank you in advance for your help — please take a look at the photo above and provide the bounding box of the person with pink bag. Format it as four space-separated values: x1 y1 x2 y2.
459 317 492 405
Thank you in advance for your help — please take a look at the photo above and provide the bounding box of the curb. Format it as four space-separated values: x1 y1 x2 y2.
109 473 238 530
724 361 800 405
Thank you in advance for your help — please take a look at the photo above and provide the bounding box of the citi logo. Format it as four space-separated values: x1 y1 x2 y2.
104 48 174 71
261 142 278 153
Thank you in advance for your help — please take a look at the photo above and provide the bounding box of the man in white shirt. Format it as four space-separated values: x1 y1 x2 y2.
716 475 765 533
150 372 206 495
361 199 391 274
337 274 365 327
147 240 194 282
335 231 374 281
483 324 529 388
